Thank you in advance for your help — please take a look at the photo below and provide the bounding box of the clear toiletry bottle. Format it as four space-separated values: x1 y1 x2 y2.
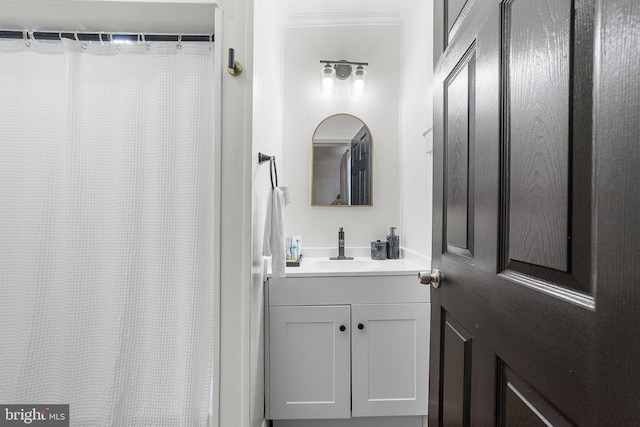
386 227 400 259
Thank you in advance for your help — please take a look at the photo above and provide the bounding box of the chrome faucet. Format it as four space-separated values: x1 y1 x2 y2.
330 227 354 260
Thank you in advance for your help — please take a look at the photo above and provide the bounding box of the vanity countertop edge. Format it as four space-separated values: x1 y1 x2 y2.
265 246 431 279
266 256 430 278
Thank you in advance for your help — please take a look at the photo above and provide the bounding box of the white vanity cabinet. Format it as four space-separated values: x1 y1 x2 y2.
269 305 352 419
265 273 430 422
351 303 429 417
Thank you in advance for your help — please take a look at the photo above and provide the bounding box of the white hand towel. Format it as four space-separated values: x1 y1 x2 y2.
263 187 286 278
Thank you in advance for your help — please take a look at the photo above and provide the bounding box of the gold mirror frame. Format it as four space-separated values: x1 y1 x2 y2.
311 113 373 207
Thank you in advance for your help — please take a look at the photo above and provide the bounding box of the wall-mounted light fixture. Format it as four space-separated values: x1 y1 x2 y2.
319 60 369 97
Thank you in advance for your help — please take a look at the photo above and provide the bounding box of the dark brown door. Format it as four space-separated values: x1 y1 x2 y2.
351 125 372 205
430 0 640 425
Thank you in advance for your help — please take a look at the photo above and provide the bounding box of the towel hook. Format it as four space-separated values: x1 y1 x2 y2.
228 48 243 76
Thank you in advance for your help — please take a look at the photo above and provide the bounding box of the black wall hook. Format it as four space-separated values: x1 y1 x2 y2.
258 152 273 164
228 48 243 76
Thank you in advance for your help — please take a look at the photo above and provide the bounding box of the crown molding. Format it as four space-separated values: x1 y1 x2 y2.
284 12 403 28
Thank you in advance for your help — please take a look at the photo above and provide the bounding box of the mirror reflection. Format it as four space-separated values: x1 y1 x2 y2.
312 114 372 206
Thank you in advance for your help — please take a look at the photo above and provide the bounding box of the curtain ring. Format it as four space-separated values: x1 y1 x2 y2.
177 34 182 50
141 33 150 50
23 30 30 47
73 32 87 49
74 32 88 49
98 32 105 45
58 32 63 41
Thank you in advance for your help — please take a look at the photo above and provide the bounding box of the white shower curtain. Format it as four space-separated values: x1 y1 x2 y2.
0 38 215 426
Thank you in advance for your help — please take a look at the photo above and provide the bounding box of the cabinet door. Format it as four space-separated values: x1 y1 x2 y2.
269 305 351 419
351 303 430 417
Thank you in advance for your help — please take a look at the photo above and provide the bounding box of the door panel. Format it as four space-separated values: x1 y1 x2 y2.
428 0 639 425
445 48 475 258
506 0 571 272
501 0 595 294
447 0 468 33
441 312 472 426
497 362 573 427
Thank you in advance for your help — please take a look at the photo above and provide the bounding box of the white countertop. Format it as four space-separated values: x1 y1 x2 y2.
267 254 429 278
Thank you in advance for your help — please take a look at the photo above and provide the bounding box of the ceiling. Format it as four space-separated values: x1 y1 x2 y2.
0 1 216 34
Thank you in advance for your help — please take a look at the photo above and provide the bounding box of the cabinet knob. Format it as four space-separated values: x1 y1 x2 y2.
357 323 364 330
339 325 346 332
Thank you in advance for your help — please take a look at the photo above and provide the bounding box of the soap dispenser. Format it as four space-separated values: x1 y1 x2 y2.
386 227 400 259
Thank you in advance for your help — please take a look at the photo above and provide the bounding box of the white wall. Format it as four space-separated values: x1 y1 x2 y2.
251 2 288 427
252 1 432 426
399 1 433 262
216 0 254 425
282 23 403 249
253 0 432 260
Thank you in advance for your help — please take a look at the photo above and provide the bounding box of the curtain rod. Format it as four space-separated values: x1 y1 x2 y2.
0 30 214 43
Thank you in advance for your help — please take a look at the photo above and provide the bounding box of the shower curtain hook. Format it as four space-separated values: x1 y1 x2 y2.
74 32 88 49
58 32 63 41
23 30 30 47
99 32 104 45
177 34 183 50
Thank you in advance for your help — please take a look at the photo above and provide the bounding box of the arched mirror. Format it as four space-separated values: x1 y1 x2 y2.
312 114 373 206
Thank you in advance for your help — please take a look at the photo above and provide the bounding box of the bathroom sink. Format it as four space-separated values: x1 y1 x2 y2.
313 257 383 271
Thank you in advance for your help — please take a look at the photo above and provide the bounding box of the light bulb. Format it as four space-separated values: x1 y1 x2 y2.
351 65 367 96
320 64 336 96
